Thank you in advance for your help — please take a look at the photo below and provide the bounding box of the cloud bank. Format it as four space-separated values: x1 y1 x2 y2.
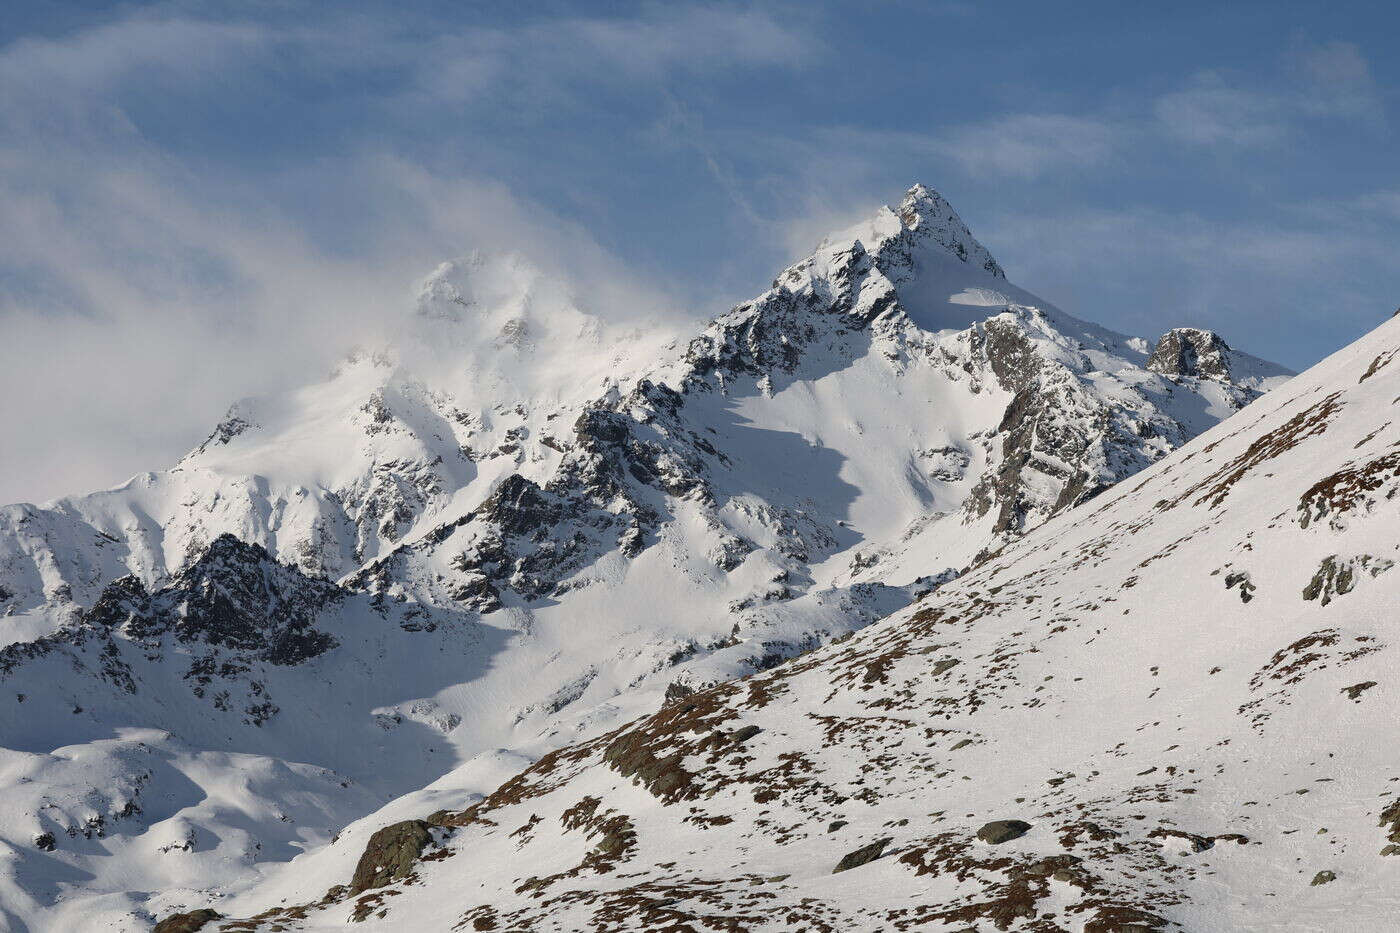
0 4 814 504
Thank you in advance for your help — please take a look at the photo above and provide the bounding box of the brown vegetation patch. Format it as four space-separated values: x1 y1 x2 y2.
1297 450 1400 529
516 796 638 896
1359 347 1400 383
1188 393 1342 509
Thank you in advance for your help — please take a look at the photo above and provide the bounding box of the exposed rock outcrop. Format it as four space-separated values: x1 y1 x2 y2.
152 909 223 933
1146 328 1233 380
350 820 434 894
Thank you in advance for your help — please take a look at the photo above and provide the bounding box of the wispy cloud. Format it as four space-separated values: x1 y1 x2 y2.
1154 73 1291 148
1292 39 1385 123
405 5 817 107
932 113 1122 179
1156 40 1386 148
0 4 819 503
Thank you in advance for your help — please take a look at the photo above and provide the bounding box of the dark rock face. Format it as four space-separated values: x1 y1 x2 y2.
84 575 150 629
663 682 696 704
188 405 253 456
603 730 695 803
382 377 727 613
152 908 223 933
0 534 362 727
833 836 892 872
964 316 1126 534
1146 328 1232 380
90 534 340 665
1302 554 1393 605
480 475 560 538
977 819 1032 844
1224 571 1256 603
1378 799 1400 852
350 820 434 894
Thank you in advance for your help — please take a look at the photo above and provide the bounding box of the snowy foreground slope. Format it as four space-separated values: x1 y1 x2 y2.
205 309 1400 932
0 187 1291 930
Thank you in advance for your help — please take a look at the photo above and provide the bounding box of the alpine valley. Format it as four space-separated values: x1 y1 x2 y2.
15 184 1372 932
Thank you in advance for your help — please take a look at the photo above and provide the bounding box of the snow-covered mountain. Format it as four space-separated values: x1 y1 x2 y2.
0 186 1291 930
204 288 1400 932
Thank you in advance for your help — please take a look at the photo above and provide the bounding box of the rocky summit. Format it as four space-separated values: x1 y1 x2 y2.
0 185 1316 931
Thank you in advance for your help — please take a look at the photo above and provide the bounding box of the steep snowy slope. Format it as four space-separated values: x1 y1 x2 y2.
0 186 1291 930
203 309 1400 931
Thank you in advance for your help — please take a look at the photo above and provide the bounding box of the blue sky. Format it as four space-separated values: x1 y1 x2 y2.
2 1 1398 502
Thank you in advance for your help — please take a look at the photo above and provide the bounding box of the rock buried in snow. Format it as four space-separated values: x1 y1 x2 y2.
977 819 1032 843
833 836 892 872
728 724 762 744
1083 908 1168 933
350 820 433 893
1341 681 1377 701
1310 870 1337 886
152 909 223 933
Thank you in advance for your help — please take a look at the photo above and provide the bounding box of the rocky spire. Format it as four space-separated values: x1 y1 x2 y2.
896 183 1005 279
1146 327 1233 380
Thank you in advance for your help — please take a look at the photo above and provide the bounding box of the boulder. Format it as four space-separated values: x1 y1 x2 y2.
728 724 762 744
1083 906 1168 932
152 909 223 933
833 837 892 873
977 819 1032 844
1341 681 1377 701
349 820 433 893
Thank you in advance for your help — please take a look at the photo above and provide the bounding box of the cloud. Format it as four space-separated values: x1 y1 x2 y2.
784 114 1122 185
932 113 1122 179
1349 189 1400 221
1156 40 1385 148
401 5 818 110
1154 74 1290 148
1293 39 1385 123
0 4 819 504
0 153 690 505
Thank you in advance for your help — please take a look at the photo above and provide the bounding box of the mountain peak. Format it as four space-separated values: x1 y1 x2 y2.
895 183 1005 279
896 182 950 220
